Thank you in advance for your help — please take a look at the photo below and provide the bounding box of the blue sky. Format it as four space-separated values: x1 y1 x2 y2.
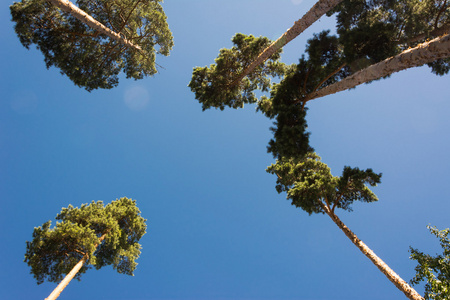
1 1 449 299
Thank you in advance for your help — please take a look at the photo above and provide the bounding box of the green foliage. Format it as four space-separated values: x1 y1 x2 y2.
188 33 285 111
261 1 450 161
260 61 313 159
428 58 450 76
330 0 450 74
10 0 173 91
190 0 449 111
390 0 450 41
188 0 448 223
24 197 147 284
266 153 381 214
260 31 350 159
410 226 450 300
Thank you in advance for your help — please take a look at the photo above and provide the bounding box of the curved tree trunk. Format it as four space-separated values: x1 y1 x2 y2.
45 233 108 300
229 0 343 86
48 0 142 51
305 33 450 102
320 203 424 300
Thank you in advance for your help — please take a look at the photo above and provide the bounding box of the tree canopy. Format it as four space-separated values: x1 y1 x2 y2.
189 33 285 111
10 0 173 91
24 197 147 285
266 152 382 215
410 226 450 300
189 0 449 171
188 1 449 299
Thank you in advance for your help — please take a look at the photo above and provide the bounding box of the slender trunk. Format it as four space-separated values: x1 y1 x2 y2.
229 0 343 86
45 255 88 300
320 203 424 300
47 0 142 51
45 233 108 300
305 33 450 102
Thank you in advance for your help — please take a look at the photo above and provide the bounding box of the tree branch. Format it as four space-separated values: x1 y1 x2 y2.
118 0 142 34
434 0 448 29
312 62 346 93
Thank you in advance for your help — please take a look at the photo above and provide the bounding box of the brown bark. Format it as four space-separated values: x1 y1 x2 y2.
229 0 343 86
45 233 108 300
47 0 142 51
319 202 424 300
305 33 450 102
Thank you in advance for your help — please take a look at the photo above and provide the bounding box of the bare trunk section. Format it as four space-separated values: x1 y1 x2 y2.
45 233 108 300
320 203 424 300
305 33 450 102
45 255 88 300
48 0 142 51
229 0 343 86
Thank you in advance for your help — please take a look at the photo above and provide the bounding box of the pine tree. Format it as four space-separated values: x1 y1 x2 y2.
189 0 450 299
266 153 423 300
10 0 173 91
410 226 450 300
24 197 147 300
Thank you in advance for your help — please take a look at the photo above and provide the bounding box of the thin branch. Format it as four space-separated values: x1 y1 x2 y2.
118 0 142 34
434 0 448 29
97 42 124 71
331 200 338 214
322 190 331 211
73 248 86 256
312 62 347 93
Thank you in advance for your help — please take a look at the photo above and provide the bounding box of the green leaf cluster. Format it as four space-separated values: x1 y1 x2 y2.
24 197 147 284
266 153 381 214
331 0 450 74
10 0 173 91
189 33 285 110
410 226 450 300
260 31 349 159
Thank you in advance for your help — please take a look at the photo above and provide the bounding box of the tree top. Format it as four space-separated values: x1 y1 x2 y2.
24 197 147 284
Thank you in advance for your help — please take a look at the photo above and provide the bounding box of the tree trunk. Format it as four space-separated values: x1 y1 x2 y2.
47 0 142 51
305 33 450 102
45 233 108 300
229 0 343 86
320 203 424 300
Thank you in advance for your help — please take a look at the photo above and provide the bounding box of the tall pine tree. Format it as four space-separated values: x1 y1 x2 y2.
189 0 449 299
10 0 173 91
24 197 147 300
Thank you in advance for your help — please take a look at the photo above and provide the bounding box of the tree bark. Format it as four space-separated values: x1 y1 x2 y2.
320 202 424 300
47 0 142 51
45 233 108 300
229 0 343 86
305 33 450 102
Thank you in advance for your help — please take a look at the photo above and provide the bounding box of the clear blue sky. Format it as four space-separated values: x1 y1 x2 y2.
1 1 449 299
